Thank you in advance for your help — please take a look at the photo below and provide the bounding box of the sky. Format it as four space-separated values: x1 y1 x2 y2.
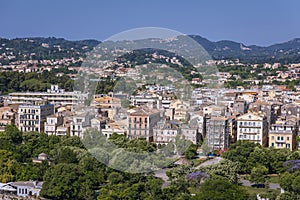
1 0 300 46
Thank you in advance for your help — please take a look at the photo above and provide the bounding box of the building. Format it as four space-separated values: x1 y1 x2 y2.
127 107 161 142
70 113 93 138
281 103 300 118
9 85 87 106
237 112 268 147
18 104 54 133
153 118 181 145
32 153 51 164
249 100 276 128
101 120 127 138
129 94 159 108
181 125 199 144
171 100 189 121
10 181 43 197
0 107 16 132
269 119 297 150
44 114 64 136
93 95 122 111
205 117 230 150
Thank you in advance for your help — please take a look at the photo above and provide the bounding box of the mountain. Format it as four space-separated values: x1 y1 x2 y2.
190 35 300 64
1 36 300 64
0 37 101 64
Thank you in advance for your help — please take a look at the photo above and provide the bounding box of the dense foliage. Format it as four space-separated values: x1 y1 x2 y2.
0 71 74 94
222 141 296 174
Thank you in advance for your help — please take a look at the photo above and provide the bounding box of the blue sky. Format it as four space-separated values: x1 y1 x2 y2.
1 0 300 46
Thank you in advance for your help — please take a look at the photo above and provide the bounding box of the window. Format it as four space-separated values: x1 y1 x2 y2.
287 137 290 141
271 136 274 140
271 143 274 147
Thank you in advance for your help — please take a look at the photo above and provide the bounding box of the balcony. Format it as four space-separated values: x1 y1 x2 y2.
239 125 261 128
276 139 286 143
269 130 293 134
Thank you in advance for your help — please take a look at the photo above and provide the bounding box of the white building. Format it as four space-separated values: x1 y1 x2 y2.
10 181 43 197
237 112 268 147
44 114 64 136
70 114 92 138
9 85 88 106
18 104 54 133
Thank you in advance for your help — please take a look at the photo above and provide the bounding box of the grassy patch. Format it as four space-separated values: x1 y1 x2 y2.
242 186 280 199
267 175 280 184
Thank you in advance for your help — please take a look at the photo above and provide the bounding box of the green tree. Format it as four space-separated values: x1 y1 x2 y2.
192 178 248 200
108 172 124 184
250 165 268 185
41 163 95 200
185 144 198 159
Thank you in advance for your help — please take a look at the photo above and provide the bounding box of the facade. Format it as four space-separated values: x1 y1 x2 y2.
101 120 126 138
70 114 92 138
0 107 15 132
171 100 189 121
206 117 230 150
10 85 87 106
237 112 268 147
18 104 54 133
269 119 297 150
10 181 43 197
181 125 198 144
44 114 64 136
127 107 161 142
93 95 122 111
153 118 181 145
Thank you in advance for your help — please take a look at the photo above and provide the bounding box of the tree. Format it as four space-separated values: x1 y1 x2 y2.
108 172 124 184
0 150 15 182
201 138 211 157
54 147 79 164
199 160 240 184
192 178 249 200
250 165 268 186
41 163 95 200
185 144 198 159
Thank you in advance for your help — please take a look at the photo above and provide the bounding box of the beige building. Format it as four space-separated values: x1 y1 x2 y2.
0 106 16 131
127 107 161 142
153 118 181 145
237 112 268 147
269 119 297 151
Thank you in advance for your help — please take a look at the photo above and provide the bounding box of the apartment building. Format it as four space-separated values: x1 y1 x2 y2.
70 113 92 138
127 107 161 142
18 104 54 133
237 112 268 147
205 117 230 150
10 85 87 106
153 118 181 145
269 119 297 150
44 114 64 136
